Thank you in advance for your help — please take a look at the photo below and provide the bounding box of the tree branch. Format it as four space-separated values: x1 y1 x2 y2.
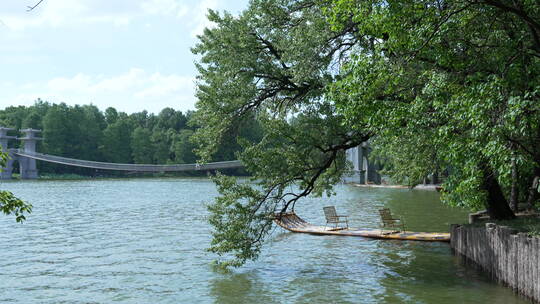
27 0 45 12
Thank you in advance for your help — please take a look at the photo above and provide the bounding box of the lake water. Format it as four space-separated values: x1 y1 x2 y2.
0 178 529 303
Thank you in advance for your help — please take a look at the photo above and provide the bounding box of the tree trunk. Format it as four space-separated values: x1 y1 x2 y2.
432 169 439 185
480 162 516 220
526 168 540 210
510 157 519 212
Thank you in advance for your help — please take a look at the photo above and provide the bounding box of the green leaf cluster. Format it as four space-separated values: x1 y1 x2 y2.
0 190 32 223
329 0 540 214
193 0 372 267
194 0 539 266
0 150 32 222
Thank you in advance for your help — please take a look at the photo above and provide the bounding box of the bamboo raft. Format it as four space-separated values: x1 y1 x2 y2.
274 212 450 242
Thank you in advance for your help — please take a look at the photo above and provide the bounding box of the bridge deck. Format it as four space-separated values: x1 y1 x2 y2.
14 151 243 172
274 212 450 242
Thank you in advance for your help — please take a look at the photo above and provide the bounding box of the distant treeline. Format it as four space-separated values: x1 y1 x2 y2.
0 99 262 176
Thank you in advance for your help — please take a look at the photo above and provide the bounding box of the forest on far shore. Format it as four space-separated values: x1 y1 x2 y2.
0 99 262 176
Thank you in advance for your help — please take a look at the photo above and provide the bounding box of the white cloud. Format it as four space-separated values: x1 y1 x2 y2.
89 69 147 92
0 0 243 113
140 0 189 18
0 0 219 33
0 0 135 30
1 68 196 113
47 73 93 92
135 73 194 99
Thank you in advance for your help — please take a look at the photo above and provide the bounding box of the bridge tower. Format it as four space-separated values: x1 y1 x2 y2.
344 142 380 184
0 127 16 179
18 129 42 179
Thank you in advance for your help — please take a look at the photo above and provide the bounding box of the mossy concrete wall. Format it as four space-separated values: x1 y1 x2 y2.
451 223 540 303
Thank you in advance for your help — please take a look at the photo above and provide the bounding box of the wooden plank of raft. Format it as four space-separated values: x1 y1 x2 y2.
274 212 450 242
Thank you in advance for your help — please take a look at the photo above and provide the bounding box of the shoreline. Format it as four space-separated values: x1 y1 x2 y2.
350 183 441 191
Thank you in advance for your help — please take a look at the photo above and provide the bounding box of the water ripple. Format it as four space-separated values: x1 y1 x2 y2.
0 178 528 303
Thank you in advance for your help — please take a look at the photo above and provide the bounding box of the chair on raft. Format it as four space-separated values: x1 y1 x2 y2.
323 206 349 231
378 208 405 233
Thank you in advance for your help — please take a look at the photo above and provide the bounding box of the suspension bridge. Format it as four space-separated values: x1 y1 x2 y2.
0 127 376 182
0 127 243 179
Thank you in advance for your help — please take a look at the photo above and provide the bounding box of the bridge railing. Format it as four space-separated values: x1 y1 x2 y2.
14 151 243 172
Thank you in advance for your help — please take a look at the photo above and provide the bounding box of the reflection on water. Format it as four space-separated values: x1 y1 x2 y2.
0 179 528 303
373 241 525 304
210 272 278 304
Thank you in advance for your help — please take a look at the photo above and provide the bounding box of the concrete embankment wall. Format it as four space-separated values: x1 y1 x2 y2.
451 223 540 303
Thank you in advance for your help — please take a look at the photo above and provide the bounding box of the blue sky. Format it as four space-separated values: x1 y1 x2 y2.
0 0 248 114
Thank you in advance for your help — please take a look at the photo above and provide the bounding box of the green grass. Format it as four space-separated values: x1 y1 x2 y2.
38 173 95 180
471 217 540 237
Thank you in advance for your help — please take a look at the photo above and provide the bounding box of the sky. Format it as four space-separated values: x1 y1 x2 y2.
0 0 248 114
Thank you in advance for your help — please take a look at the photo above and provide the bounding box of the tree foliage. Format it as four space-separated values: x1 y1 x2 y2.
0 190 32 223
193 0 370 267
131 127 154 164
328 0 539 218
193 0 539 267
0 102 256 177
0 150 32 222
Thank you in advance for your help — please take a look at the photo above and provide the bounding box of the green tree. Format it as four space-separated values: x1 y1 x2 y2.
193 0 370 267
0 102 212 175
21 111 42 129
157 108 187 131
101 118 133 163
151 129 171 164
172 129 197 164
42 103 71 157
130 110 150 129
104 107 119 125
21 99 51 130
131 127 154 164
194 0 540 267
212 114 264 162
327 0 539 219
78 105 105 161
0 106 29 131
